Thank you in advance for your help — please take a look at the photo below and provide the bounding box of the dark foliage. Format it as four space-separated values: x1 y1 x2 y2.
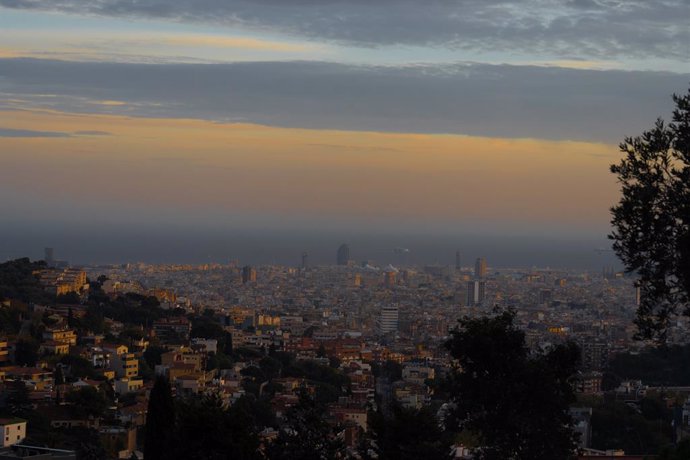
171 393 263 460
610 87 690 341
0 258 52 304
364 404 451 459
65 387 108 418
144 376 176 460
444 310 580 460
264 390 345 460
659 439 690 460
14 339 39 366
590 396 671 455
608 344 690 386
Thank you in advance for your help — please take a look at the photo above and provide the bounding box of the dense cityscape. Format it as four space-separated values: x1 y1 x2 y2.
1 242 688 458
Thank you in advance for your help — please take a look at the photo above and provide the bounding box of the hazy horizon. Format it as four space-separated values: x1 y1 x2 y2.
1 222 621 270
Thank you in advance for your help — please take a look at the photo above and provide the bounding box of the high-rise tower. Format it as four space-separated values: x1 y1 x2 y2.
474 257 487 278
241 266 257 284
455 250 461 270
466 280 486 306
337 244 350 266
44 247 54 267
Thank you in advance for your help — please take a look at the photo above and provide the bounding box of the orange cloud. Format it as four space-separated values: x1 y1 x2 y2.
0 109 620 231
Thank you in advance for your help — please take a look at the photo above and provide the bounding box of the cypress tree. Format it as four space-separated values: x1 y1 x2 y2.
144 376 176 460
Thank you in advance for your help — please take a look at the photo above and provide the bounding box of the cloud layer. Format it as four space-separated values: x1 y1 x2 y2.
1 58 687 142
1 0 688 62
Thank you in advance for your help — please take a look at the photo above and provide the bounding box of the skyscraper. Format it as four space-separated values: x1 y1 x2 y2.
466 280 486 306
44 247 54 267
474 257 487 278
241 266 257 284
455 250 461 270
337 244 350 266
301 251 309 269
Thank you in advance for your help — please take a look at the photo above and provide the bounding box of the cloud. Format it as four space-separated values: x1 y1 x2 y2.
0 127 71 137
0 0 688 62
0 58 687 143
73 130 111 136
162 35 316 52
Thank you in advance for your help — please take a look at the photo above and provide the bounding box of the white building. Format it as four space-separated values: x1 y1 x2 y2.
0 419 27 447
378 306 399 335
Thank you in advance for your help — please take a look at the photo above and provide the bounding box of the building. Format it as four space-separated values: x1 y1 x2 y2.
37 269 86 296
4 367 53 391
44 248 54 267
42 329 77 346
377 306 399 335
455 250 461 270
0 419 26 447
241 266 257 284
114 377 144 395
99 426 137 459
337 244 350 266
108 348 139 379
301 251 308 269
0 339 8 366
153 317 192 343
539 289 553 305
466 280 486 306
474 257 487 278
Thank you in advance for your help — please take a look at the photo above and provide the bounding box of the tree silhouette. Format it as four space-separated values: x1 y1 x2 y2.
363 404 451 459
444 310 580 460
265 389 345 460
610 87 690 341
144 376 176 460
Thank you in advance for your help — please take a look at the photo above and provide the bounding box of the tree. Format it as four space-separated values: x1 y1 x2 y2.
65 387 108 418
265 390 345 460
444 310 580 460
363 404 451 460
14 339 39 366
144 376 176 460
171 393 262 460
610 87 690 341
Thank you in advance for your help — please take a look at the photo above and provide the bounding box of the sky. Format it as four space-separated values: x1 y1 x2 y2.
0 1 688 267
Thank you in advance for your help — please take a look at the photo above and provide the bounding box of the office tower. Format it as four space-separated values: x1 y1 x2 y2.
44 247 54 267
378 306 399 335
455 250 461 270
474 257 487 278
301 251 309 269
384 270 397 288
337 244 350 266
241 266 257 284
466 280 486 306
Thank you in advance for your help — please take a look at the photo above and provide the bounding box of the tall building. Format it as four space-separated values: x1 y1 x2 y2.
474 257 487 278
337 244 350 266
539 289 553 305
455 250 461 270
44 247 54 267
466 280 486 306
241 266 257 284
378 306 399 335
301 251 309 269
